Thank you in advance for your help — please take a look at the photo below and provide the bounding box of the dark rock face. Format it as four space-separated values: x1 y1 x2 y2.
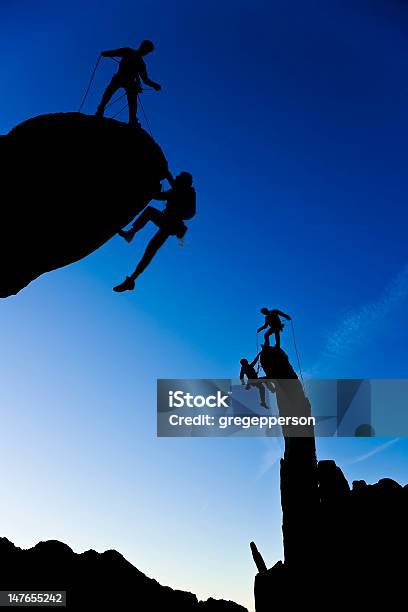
0 113 168 297
253 351 408 609
260 345 319 567
255 463 408 608
0 538 247 612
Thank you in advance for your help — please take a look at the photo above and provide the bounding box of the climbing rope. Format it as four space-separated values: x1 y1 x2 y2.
110 96 154 134
109 96 154 137
104 55 155 135
256 333 261 374
106 92 127 110
138 95 154 137
106 87 155 111
78 55 101 113
290 319 305 390
111 102 129 119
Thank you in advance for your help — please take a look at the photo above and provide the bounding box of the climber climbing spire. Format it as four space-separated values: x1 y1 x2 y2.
257 307 291 349
113 171 196 292
240 354 275 409
96 39 161 126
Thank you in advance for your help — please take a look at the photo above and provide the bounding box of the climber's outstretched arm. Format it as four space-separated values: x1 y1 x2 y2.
140 65 161 90
152 190 171 201
166 171 175 188
101 48 128 58
240 367 246 384
257 323 267 333
249 353 260 368
276 310 291 320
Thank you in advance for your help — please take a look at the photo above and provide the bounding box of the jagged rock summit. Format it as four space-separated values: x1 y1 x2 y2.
0 112 169 298
0 537 247 611
255 458 408 609
253 348 408 610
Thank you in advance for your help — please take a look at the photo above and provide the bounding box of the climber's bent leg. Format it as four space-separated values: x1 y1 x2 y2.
256 382 268 408
263 335 270 348
132 207 163 232
113 228 168 293
274 331 281 349
130 229 169 281
266 381 276 394
97 78 121 117
119 207 163 243
113 227 169 293
264 328 273 344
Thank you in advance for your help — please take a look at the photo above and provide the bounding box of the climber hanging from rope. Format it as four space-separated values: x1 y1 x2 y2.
240 354 275 409
96 39 161 126
113 171 196 292
257 307 291 349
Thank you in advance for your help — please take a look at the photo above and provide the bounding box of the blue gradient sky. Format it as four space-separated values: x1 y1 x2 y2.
1 1 408 609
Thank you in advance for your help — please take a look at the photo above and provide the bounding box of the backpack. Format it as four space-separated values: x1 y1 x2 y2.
179 187 196 221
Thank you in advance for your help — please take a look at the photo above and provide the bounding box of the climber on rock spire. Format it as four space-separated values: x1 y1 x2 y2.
240 353 275 409
257 308 291 349
96 39 161 126
113 171 196 292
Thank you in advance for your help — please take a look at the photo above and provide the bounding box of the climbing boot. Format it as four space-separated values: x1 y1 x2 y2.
118 228 136 243
113 276 135 293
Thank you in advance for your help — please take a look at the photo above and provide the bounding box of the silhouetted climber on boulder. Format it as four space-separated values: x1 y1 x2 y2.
114 171 196 292
96 39 161 126
240 354 275 408
257 308 291 348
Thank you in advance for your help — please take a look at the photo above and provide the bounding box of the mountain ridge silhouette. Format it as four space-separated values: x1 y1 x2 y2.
253 347 408 609
0 536 247 611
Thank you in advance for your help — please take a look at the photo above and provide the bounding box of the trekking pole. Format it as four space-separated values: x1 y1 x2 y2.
290 319 305 391
78 55 101 113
